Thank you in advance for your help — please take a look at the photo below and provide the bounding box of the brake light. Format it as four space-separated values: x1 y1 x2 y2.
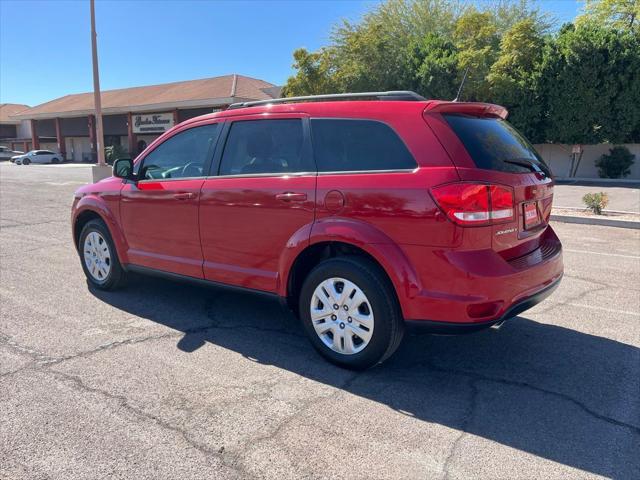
431 183 514 226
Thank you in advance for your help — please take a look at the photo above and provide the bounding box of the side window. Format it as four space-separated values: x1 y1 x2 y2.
219 119 305 175
311 119 416 172
140 124 218 180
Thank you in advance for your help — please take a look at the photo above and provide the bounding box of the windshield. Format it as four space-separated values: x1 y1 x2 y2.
443 114 552 177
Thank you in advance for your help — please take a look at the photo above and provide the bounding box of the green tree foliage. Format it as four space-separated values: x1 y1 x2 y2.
282 49 338 97
452 10 499 100
578 0 639 32
407 33 459 99
283 0 640 144
595 146 636 178
488 19 547 141
541 23 640 143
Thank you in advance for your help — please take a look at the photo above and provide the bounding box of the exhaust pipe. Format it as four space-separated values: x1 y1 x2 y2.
490 319 506 330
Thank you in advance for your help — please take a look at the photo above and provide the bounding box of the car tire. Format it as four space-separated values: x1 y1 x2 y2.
52 158 60 164
78 219 127 290
299 256 404 370
22 158 30 165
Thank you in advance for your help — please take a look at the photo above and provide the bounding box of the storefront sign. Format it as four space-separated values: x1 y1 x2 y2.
132 113 174 134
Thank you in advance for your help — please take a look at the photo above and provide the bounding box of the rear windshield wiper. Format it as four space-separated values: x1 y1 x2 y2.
503 158 548 177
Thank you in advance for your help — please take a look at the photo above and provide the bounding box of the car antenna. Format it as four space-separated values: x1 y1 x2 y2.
453 66 470 102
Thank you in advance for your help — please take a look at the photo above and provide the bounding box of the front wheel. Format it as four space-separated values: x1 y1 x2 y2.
22 158 30 165
78 219 127 290
299 256 404 370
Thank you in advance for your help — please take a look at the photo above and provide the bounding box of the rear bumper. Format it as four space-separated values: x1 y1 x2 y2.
399 225 563 330
405 273 562 333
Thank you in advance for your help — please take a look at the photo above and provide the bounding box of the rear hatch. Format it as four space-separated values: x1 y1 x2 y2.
424 103 555 260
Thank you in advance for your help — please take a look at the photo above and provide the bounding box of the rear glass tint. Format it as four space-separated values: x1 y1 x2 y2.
311 119 416 172
443 114 551 176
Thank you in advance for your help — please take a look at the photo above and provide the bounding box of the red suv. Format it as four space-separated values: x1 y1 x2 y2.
72 91 563 369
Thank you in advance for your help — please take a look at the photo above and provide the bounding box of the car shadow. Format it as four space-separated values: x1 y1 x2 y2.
90 274 640 478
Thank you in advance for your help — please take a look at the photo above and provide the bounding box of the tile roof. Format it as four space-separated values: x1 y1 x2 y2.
0 103 30 123
12 75 280 119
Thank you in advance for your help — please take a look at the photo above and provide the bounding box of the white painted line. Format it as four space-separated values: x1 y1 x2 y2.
561 302 640 317
564 248 640 260
44 181 87 186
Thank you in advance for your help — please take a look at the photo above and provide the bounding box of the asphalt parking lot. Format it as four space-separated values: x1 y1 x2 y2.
1 162 639 480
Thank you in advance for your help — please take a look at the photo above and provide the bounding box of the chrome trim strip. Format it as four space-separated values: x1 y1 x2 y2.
317 168 418 176
136 176 208 183
210 171 317 179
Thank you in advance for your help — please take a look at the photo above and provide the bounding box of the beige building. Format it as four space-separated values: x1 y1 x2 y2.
8 74 280 161
0 103 32 150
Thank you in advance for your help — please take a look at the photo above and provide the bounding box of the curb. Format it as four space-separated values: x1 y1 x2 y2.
554 206 639 215
550 214 640 229
555 178 640 186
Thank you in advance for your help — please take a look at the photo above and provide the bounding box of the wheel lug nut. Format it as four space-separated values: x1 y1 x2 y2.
348 317 352 323
343 305 348 310
339 322 345 329
333 304 339 310
331 315 337 320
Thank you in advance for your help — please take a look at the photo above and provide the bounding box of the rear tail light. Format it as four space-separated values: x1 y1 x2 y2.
431 182 514 226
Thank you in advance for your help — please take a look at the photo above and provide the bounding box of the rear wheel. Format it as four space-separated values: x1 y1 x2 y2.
79 219 126 290
299 256 404 370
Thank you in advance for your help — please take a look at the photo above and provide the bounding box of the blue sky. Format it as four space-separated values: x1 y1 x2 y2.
0 0 581 107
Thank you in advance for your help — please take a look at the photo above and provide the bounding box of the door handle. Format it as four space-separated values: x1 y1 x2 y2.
275 192 307 202
173 192 196 200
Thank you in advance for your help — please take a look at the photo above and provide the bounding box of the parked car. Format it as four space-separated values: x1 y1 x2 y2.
14 150 63 165
71 91 563 369
0 146 23 161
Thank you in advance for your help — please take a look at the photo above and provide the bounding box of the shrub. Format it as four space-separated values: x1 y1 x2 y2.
595 146 635 178
105 144 128 165
582 192 609 215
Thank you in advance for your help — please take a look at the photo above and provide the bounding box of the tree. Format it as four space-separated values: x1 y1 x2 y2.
407 33 459 99
488 19 547 141
578 0 639 32
281 0 640 145
541 23 640 144
282 48 338 97
452 10 500 101
595 146 636 178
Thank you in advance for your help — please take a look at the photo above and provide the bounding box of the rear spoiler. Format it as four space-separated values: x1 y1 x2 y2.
424 102 508 119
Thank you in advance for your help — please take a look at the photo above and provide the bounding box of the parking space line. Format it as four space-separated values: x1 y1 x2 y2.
544 301 640 316
564 249 640 260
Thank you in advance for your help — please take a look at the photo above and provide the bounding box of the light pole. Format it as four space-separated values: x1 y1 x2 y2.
90 0 106 167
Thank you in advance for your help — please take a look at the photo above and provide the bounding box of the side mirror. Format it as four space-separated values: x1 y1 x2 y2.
113 158 134 180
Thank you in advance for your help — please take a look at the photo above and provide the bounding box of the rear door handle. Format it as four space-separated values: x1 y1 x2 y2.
275 192 307 202
174 192 196 200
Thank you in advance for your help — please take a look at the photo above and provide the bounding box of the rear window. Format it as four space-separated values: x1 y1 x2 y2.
443 114 551 176
311 119 416 172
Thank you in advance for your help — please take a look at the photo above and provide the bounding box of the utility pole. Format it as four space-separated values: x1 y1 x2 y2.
90 0 106 166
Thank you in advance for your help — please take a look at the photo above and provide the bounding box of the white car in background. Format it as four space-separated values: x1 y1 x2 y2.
0 146 23 161
13 150 63 165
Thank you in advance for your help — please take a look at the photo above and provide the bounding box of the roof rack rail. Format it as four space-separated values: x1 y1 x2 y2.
227 90 426 110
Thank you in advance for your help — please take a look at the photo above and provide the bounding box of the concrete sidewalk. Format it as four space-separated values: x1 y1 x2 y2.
554 181 640 213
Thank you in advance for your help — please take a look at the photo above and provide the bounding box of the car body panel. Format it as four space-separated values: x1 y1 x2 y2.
200 174 316 292
72 177 129 264
120 178 206 278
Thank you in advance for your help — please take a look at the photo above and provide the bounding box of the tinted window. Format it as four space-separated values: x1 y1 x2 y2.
219 119 305 175
311 119 416 172
443 114 551 176
140 124 218 180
